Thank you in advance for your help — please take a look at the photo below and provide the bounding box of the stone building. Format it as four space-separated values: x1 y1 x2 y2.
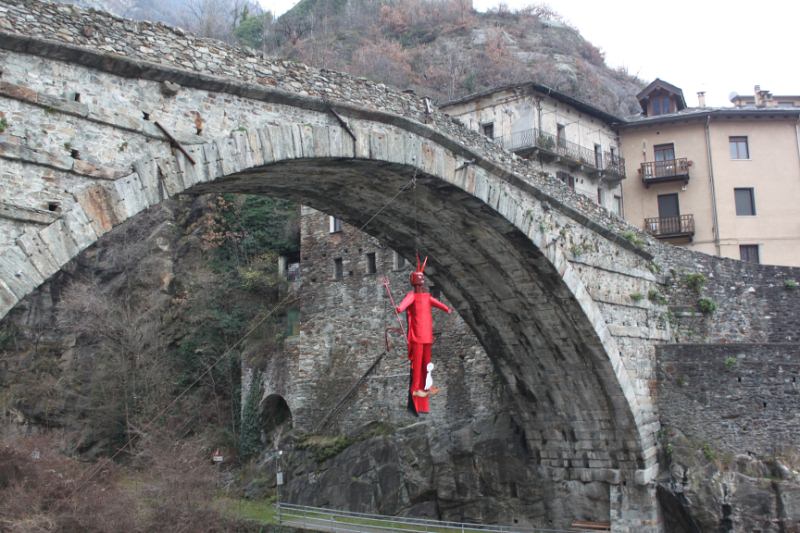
440 79 800 267
439 81 626 214
253 206 503 437
619 80 800 266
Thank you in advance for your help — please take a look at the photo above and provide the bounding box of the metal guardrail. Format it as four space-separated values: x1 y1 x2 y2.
639 158 690 182
277 502 604 533
644 214 695 238
497 129 625 178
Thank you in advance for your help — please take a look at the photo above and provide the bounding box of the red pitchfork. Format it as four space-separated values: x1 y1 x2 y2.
382 277 407 349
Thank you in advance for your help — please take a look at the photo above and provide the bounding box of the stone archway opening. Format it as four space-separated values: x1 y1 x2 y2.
260 394 292 444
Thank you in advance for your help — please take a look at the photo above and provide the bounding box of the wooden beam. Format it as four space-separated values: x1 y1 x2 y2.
154 121 196 165
326 105 357 143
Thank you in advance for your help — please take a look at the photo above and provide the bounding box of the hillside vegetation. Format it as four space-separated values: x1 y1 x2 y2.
54 0 643 116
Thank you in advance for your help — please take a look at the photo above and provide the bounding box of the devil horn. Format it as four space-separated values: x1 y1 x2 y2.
420 256 428 273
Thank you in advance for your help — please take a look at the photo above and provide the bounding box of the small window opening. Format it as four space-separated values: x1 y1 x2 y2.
334 258 343 280
70 149 80 159
73 93 81 102
393 251 406 270
47 202 60 212
142 111 150 120
366 252 377 275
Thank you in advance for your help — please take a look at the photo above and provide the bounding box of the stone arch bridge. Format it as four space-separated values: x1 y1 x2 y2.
2 1 798 531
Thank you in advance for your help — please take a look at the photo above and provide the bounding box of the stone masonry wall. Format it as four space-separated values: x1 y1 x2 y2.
653 245 800 343
657 344 800 455
259 206 504 434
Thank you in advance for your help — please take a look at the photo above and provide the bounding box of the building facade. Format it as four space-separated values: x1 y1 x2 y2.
619 80 800 266
440 79 800 267
440 82 626 215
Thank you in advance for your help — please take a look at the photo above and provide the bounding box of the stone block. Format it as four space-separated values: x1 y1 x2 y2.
257 127 275 163
0 244 44 299
0 201 60 225
132 158 162 205
247 129 264 167
113 173 149 219
38 219 79 267
37 92 89 117
0 141 73 170
296 123 314 159
0 278 19 319
368 129 387 161
156 155 185 196
62 207 98 251
14 228 60 280
71 159 129 180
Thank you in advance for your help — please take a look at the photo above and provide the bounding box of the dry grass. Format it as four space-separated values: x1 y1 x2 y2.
0 433 248 532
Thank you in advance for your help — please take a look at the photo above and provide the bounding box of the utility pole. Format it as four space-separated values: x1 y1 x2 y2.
275 450 284 523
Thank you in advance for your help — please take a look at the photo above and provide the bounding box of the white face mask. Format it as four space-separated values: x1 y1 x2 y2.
425 362 435 390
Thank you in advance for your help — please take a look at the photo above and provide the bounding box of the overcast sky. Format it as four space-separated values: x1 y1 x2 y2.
261 0 798 107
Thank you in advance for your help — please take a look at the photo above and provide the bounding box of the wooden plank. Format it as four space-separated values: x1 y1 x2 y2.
154 121 196 165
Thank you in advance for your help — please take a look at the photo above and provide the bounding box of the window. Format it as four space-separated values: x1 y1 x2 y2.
613 195 623 216
734 188 756 216
482 122 494 139
740 245 760 264
597 187 604 205
329 216 342 233
556 171 575 190
730 136 749 159
657 193 680 219
393 251 406 270
366 252 377 275
652 95 671 116
654 143 675 161
556 123 566 147
594 144 603 168
334 258 343 280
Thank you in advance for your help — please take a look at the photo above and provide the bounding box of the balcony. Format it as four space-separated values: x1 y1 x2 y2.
498 128 626 180
644 214 695 240
639 158 691 187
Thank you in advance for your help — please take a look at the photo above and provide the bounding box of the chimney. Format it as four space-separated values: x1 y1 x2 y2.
754 85 765 107
697 91 706 107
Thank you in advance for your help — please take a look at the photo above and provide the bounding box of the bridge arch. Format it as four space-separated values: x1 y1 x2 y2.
1 117 656 485
0 9 665 526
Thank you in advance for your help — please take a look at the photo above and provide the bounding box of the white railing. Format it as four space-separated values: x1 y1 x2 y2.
276 502 603 533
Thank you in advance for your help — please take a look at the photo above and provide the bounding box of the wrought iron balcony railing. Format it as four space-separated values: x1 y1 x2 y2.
644 214 695 239
640 158 690 186
498 128 625 178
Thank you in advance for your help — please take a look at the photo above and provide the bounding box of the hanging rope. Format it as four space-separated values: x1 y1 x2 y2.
356 168 417 235
70 164 423 497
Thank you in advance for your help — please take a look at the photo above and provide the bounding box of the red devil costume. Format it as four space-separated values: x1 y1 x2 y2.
395 256 451 415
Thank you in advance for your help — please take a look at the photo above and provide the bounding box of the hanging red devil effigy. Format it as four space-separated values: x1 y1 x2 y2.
391 256 451 415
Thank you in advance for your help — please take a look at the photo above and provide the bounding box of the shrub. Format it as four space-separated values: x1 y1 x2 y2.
702 443 716 461
684 273 706 293
629 292 644 303
785 279 799 290
648 289 667 304
697 297 717 315
621 230 645 248
724 356 737 370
